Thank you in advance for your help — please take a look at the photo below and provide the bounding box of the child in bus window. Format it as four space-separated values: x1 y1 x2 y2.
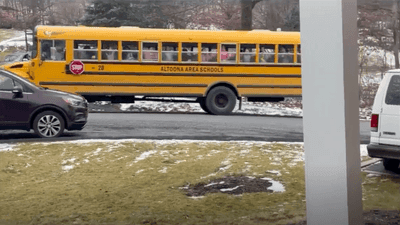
243 48 251 62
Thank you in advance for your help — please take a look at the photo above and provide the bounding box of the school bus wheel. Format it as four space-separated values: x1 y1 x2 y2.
198 97 211 114
205 86 237 115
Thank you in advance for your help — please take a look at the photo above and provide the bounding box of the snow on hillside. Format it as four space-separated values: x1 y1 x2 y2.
0 34 32 49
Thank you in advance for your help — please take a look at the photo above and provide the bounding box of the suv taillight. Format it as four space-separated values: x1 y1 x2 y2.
371 114 379 132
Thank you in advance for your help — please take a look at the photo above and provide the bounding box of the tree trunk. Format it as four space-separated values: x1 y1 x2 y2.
380 49 387 79
394 0 399 68
241 0 253 30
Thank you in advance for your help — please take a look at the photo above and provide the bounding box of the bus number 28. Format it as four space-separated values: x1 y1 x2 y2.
98 65 104 70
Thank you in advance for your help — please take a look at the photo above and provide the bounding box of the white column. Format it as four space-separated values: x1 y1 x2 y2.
299 0 363 224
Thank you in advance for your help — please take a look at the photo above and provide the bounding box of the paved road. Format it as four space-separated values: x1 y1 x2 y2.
0 112 371 143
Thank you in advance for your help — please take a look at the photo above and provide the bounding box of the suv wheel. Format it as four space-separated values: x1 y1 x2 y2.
383 158 400 172
33 111 65 138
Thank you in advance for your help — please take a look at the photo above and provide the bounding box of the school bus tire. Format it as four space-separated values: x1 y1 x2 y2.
198 97 210 114
205 86 236 115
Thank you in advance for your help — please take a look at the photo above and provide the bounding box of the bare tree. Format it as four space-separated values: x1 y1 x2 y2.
52 0 88 25
240 0 262 30
1 0 54 30
253 0 296 30
189 0 241 30
159 0 210 29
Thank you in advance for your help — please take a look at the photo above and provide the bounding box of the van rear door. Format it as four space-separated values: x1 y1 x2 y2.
379 74 400 145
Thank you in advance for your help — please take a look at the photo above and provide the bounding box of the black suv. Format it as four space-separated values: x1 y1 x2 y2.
0 69 88 138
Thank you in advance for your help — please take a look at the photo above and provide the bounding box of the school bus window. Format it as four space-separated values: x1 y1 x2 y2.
182 43 198 62
74 40 98 60
259 44 275 63
101 41 118 61
278 44 294 63
297 45 301 64
162 42 178 62
221 44 236 63
41 40 65 61
142 42 158 62
240 44 256 63
201 43 217 63
122 41 139 61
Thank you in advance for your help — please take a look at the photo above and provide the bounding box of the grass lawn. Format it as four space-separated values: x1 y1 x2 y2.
0 140 397 225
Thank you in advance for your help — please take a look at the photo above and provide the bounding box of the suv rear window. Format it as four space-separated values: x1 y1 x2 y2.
385 75 400 105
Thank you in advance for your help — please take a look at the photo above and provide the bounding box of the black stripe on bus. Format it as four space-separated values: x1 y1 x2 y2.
74 61 302 67
39 82 207 88
78 92 203 97
76 93 301 98
237 85 302 88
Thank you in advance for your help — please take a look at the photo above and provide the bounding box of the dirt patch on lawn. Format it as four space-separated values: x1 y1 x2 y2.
183 175 281 197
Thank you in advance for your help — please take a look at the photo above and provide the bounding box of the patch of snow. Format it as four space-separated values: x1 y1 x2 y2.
159 150 170 156
220 185 243 192
159 167 168 173
0 35 32 48
62 158 76 165
360 145 368 157
267 180 285 192
200 172 217 179
0 144 16 152
120 104 135 111
133 150 157 163
366 174 379 178
218 164 232 172
62 165 74 172
266 170 282 176
239 149 251 155
136 169 145 174
30 138 304 146
261 177 285 192
188 196 205 199
204 182 218 187
119 100 304 117
24 139 368 163
83 159 89 163
92 148 102 156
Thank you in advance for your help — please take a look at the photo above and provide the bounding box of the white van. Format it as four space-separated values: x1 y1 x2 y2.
368 70 400 171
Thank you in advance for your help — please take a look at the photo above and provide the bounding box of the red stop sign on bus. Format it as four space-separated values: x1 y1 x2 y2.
69 60 84 75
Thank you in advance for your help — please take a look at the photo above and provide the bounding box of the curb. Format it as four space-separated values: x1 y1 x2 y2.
361 158 381 168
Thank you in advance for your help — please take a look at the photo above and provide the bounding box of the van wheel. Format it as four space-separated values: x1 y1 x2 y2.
33 111 65 138
198 97 210 113
383 158 400 171
205 86 236 115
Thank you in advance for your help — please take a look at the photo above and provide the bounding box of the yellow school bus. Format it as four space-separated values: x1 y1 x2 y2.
2 25 301 115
